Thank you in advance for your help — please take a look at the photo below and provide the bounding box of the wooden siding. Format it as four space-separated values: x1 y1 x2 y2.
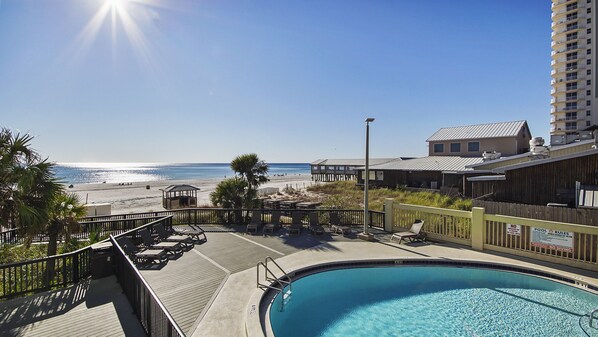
472 153 598 205
473 200 598 226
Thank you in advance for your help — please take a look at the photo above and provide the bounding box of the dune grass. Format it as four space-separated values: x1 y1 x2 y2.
308 181 472 211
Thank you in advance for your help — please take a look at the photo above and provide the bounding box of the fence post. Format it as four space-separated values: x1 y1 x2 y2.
471 207 485 251
384 198 394 232
73 252 80 283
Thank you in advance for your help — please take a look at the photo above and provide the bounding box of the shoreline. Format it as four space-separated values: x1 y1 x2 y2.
68 174 315 215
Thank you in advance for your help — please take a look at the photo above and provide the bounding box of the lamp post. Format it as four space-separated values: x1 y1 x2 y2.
359 117 375 241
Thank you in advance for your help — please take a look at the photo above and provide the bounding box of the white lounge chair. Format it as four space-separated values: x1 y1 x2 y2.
390 220 425 244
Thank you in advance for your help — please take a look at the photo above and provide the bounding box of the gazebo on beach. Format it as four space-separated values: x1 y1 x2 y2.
160 184 200 209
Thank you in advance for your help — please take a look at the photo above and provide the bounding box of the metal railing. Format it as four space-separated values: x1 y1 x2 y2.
110 234 185 337
0 246 92 299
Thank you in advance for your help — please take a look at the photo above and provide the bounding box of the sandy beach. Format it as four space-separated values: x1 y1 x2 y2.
68 174 316 215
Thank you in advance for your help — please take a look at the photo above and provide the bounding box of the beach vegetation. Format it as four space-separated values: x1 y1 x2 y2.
308 181 472 211
210 177 248 208
230 153 269 208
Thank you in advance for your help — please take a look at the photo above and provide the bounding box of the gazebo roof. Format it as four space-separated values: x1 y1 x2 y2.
160 184 200 193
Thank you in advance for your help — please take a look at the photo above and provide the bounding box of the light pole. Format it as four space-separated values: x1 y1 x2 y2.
359 117 375 241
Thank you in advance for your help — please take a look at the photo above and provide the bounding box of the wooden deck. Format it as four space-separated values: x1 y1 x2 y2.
0 226 388 336
0 276 144 337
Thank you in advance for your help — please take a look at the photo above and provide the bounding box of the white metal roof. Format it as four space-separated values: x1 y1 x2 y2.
363 156 484 172
426 120 528 142
310 158 401 166
466 175 506 182
492 148 598 173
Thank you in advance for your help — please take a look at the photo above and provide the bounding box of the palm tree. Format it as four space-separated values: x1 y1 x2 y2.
0 129 61 242
210 178 247 209
46 192 86 257
230 153 269 208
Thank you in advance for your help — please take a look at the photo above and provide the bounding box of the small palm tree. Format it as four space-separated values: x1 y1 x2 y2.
210 178 247 209
46 192 86 257
230 153 269 209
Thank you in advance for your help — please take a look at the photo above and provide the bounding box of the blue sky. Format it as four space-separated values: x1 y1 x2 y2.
0 0 551 163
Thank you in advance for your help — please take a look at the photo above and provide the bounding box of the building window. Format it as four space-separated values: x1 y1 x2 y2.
566 72 578 80
567 52 578 61
566 62 578 71
566 122 578 130
588 49 592 55
588 110 592 116
588 90 592 96
566 111 578 120
566 82 578 90
588 80 592 85
589 7 593 13
468 142 480 152
568 13 579 21
588 18 592 24
587 59 592 65
588 39 592 45
567 22 579 30
433 144 444 153
567 3 578 11
587 100 592 106
587 121 592 126
566 102 578 110
588 69 592 75
567 42 578 51
567 32 578 41
450 143 461 153
566 92 578 100
588 28 592 34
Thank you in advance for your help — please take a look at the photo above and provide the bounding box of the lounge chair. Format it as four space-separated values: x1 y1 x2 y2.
329 212 351 236
117 236 168 265
246 211 262 235
173 224 207 242
289 212 303 235
309 212 325 235
139 228 183 255
390 219 425 244
263 211 282 234
154 223 194 249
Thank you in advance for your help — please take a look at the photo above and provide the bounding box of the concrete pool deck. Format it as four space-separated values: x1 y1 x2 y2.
191 237 598 337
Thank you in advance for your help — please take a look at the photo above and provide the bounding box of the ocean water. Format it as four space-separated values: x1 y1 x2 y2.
270 266 598 337
53 162 310 185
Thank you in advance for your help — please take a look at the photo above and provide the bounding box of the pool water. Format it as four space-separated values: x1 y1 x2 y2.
269 266 598 337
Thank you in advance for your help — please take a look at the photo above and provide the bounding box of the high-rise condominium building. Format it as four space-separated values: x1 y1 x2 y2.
551 0 598 144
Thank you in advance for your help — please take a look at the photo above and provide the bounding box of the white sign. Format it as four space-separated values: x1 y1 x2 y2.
530 227 574 253
506 224 521 236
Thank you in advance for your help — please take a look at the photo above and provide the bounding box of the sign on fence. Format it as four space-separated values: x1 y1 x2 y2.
530 227 574 253
506 224 521 236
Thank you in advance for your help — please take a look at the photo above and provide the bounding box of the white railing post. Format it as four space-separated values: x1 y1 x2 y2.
471 207 485 251
384 198 395 232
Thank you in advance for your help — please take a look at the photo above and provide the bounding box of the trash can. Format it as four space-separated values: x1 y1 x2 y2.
91 241 115 279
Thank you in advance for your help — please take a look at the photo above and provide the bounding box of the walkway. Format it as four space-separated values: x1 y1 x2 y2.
0 276 144 337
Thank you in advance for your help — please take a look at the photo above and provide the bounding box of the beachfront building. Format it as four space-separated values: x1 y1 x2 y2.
356 156 485 196
427 120 532 157
310 158 405 182
551 0 598 144
160 184 199 209
467 138 598 206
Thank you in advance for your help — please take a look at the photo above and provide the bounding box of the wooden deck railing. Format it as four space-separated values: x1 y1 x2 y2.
111 232 185 337
0 246 92 300
0 208 385 245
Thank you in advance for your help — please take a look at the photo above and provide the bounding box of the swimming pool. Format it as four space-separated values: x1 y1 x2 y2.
269 265 598 336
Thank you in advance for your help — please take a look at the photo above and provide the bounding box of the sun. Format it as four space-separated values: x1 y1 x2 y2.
71 0 158 70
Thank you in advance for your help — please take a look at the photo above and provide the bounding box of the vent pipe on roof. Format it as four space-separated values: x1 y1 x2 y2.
529 137 549 159
482 151 501 161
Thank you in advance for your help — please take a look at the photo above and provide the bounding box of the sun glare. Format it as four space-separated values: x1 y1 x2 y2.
71 0 162 72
